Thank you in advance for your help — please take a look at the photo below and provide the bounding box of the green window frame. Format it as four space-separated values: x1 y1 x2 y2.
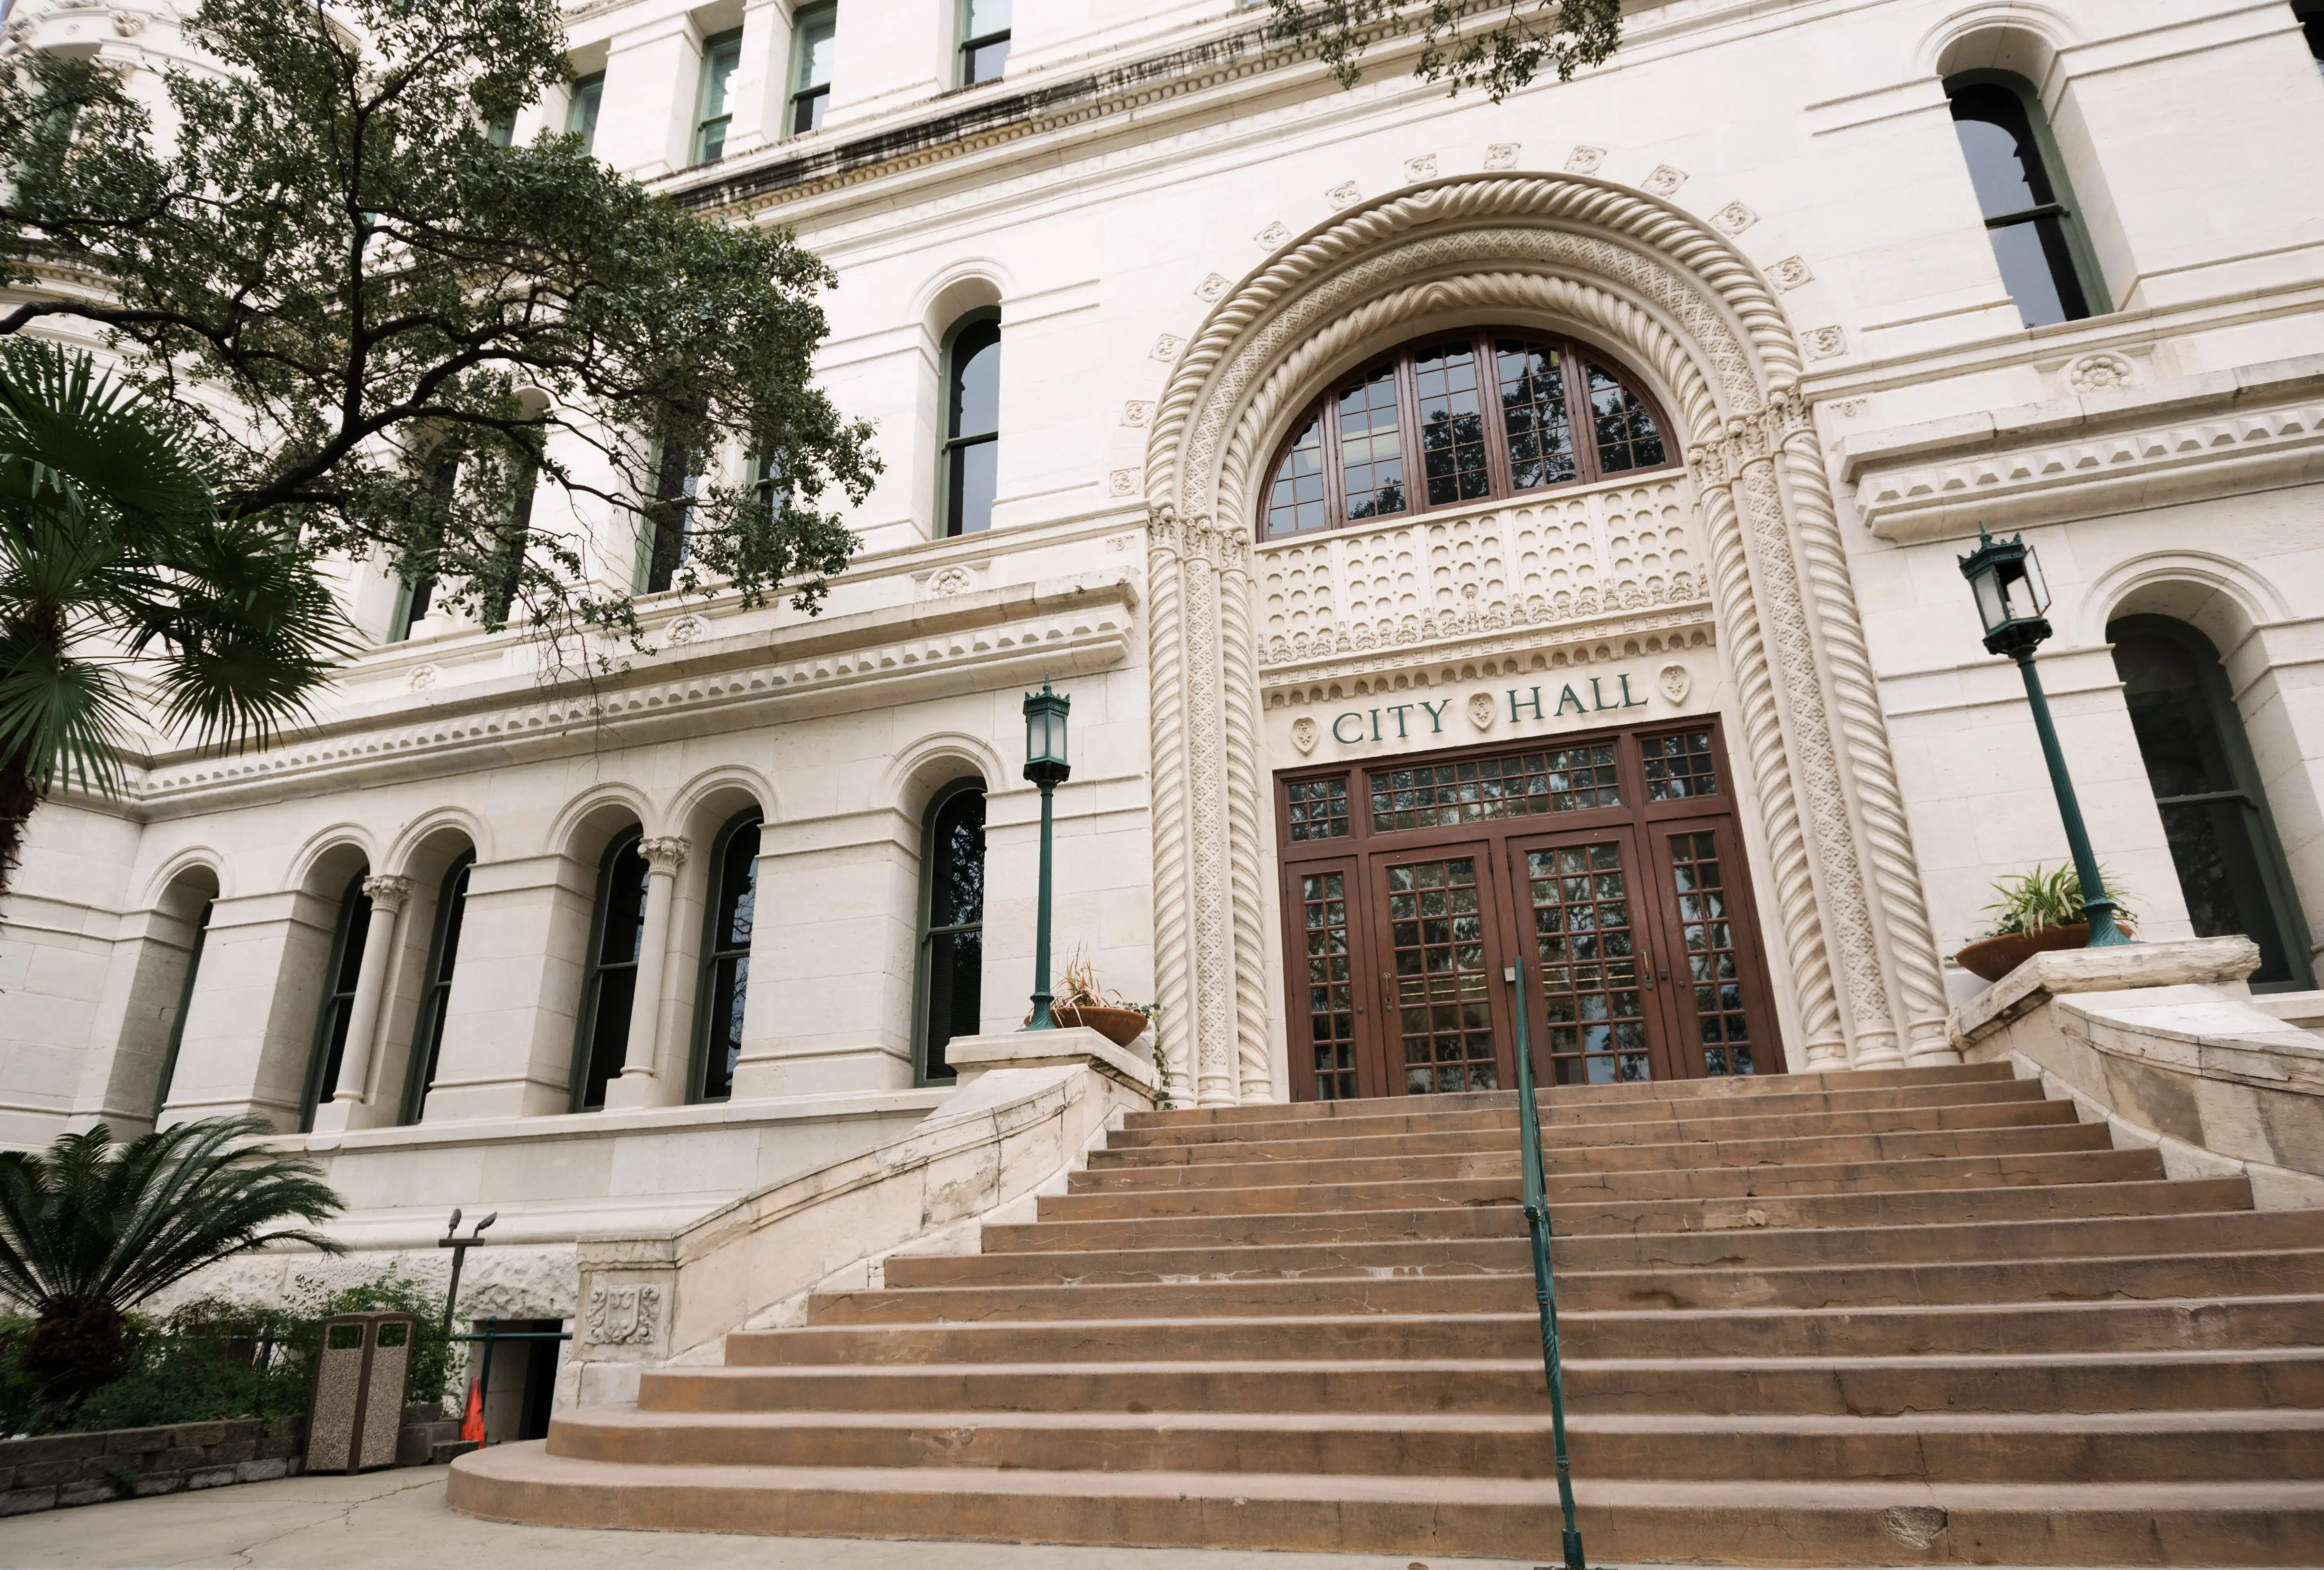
300 873 373 1131
689 809 763 1102
958 0 1009 85
912 779 986 1084
694 28 745 164
788 3 836 135
570 828 649 1111
1944 69 2110 328
399 852 474 1124
567 71 606 152
939 309 1001 538
2108 614 2315 991
153 897 213 1118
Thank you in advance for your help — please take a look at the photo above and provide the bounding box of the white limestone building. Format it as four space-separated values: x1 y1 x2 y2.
7 0 2324 1399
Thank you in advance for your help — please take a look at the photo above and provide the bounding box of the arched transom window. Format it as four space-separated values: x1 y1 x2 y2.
1260 331 1676 539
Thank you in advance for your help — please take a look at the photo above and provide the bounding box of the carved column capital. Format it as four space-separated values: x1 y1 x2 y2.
359 875 413 911
637 836 690 873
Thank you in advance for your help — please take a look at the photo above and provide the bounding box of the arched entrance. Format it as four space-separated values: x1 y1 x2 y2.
1141 173 1951 1105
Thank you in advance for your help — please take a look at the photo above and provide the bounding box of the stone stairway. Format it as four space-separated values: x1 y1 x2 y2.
447 1062 2324 1564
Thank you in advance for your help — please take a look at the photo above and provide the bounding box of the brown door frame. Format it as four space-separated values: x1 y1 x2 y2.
1274 713 1785 1100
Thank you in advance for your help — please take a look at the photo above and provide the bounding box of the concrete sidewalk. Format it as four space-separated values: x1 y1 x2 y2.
0 1467 1544 1570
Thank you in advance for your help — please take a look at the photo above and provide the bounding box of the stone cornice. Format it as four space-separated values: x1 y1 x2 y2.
125 569 1138 816
1841 354 2324 544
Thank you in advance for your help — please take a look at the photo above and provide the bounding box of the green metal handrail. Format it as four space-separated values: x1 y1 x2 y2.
1507 959 1591 1570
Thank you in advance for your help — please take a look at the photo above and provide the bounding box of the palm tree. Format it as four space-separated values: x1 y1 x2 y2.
0 341 350 895
0 1116 346 1403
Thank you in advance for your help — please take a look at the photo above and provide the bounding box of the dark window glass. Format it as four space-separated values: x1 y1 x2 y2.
1337 363 1406 520
790 4 836 134
1285 776 1351 841
1524 841 1647 1087
1496 340 1576 491
696 818 759 1101
1385 856 1497 1093
695 29 743 163
920 787 985 1081
2305 5 2324 72
2112 621 2312 988
1641 730 1720 801
1667 832 1753 1077
1414 340 1491 506
568 73 605 153
402 856 472 1124
1265 415 1327 537
961 0 1009 83
1257 331 1671 538
1369 745 1621 834
1949 81 2093 328
1300 871 1358 1100
484 466 535 629
576 834 649 1110
944 317 1001 537
642 443 694 593
303 874 373 1130
154 898 212 1116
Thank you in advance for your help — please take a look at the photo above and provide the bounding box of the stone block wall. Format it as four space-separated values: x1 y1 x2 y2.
0 1417 306 1516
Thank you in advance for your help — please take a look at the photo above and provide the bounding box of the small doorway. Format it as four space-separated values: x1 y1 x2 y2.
2109 615 2315 991
1278 717 1783 1100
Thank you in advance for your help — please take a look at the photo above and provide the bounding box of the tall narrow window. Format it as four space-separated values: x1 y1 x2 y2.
2110 616 2315 991
153 898 213 1117
692 812 761 1101
941 314 1000 537
483 464 536 629
568 71 605 153
639 443 695 593
487 110 516 146
959 0 1009 84
1947 73 2108 328
2299 2 2324 75
572 830 649 1111
400 854 473 1124
389 447 459 642
694 29 743 163
916 783 985 1082
302 873 373 1131
789 3 836 135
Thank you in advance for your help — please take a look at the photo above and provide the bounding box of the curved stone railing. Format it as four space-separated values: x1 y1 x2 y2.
557 1027 1157 1407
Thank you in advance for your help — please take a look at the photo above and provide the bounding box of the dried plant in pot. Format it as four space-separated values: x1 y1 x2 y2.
1029 948 1156 1048
1954 863 2136 982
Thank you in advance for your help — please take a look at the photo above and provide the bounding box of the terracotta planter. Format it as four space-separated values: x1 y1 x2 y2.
1042 1004 1152 1048
1954 923 2134 982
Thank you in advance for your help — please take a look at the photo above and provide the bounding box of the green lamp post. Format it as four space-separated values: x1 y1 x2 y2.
1022 677 1071 1029
1958 524 2131 948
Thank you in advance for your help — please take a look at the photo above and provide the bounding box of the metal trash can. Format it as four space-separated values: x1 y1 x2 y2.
305 1311 416 1474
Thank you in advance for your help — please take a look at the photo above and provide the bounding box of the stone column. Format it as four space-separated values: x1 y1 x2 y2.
311 876 410 1131
605 837 687 1110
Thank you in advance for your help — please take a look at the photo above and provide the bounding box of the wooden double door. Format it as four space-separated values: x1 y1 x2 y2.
1279 719 1783 1100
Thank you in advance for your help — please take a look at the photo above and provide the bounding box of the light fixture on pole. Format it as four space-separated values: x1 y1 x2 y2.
1957 523 2130 948
1022 677 1071 1029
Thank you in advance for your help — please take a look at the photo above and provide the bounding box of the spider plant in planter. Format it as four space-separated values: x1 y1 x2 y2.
1955 863 2137 981
1031 948 1157 1050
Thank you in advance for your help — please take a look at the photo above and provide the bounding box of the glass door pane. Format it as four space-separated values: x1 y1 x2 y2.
1373 848 1507 1094
1657 827 1760 1077
1508 830 1664 1085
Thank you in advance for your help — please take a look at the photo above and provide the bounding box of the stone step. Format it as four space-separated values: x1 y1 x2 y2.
447 1444 2324 1564
989 1176 2256 1252
728 1297 2324 1367
1068 1122 2115 1193
813 1249 2324 1323
1090 1097 2081 1166
1040 1146 2171 1219
1107 1079 2053 1148
649 1348 2324 1418
1118 1062 2020 1132
541 1404 2324 1484
888 1208 2324 1287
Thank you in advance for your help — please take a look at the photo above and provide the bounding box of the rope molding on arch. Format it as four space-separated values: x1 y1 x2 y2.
1141 174 1951 1104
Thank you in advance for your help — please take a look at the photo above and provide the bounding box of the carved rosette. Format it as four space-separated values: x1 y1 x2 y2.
1144 173 1950 1092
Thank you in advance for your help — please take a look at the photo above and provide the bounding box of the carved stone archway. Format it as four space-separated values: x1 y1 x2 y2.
1142 174 1953 1105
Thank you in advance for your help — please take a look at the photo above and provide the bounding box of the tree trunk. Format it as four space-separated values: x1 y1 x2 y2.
0 754 39 903
26 1297 128 1406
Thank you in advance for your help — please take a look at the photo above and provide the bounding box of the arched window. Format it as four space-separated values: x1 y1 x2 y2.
1946 72 2109 328
691 810 761 1101
399 852 473 1124
941 312 1001 538
2109 616 2314 990
571 829 649 1111
301 872 373 1131
915 781 985 1082
152 895 213 1117
1259 331 1675 539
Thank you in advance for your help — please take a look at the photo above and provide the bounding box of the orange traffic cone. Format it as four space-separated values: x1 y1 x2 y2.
459 1379 484 1445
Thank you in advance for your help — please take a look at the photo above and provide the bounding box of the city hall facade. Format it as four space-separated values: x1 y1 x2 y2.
5 0 2324 1332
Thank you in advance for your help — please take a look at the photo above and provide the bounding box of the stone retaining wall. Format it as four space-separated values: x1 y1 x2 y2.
0 1416 306 1516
